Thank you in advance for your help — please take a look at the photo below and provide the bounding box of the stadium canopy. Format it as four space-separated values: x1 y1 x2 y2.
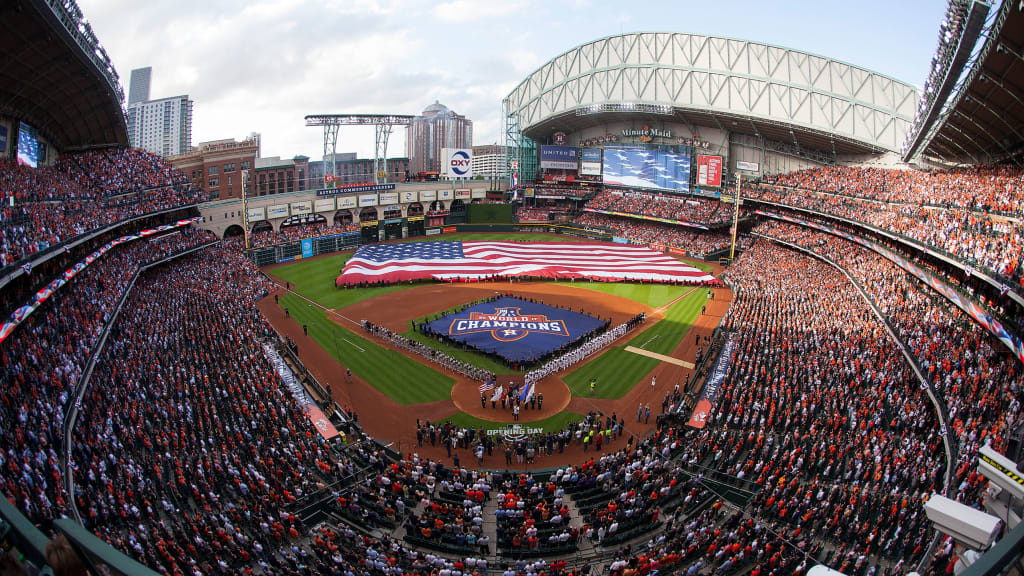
0 0 128 152
505 32 919 156
906 0 1024 164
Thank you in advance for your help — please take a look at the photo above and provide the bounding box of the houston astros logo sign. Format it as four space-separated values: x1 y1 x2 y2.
448 307 570 342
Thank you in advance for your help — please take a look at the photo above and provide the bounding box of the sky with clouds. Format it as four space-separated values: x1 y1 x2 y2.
77 0 945 160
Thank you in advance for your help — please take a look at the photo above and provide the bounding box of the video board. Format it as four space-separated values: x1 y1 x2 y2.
602 147 690 192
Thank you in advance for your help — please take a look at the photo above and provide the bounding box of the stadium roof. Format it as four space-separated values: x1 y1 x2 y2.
913 1 1024 164
0 0 128 152
505 32 919 156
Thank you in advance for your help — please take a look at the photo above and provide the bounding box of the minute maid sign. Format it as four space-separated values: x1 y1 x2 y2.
450 306 568 342
622 125 672 142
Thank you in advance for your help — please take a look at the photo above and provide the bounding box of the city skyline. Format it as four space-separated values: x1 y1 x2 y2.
78 0 945 160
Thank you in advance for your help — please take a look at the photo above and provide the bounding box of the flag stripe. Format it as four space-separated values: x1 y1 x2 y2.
337 241 715 285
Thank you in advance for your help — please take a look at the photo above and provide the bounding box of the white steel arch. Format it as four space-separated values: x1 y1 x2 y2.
505 32 919 152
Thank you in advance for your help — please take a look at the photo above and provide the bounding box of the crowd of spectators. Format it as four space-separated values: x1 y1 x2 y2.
753 165 1024 287
767 165 1024 214
0 228 217 529
574 212 731 256
0 148 203 268
248 222 360 249
515 207 573 223
753 223 1023 523
584 190 727 225
681 240 941 570
5 149 1023 576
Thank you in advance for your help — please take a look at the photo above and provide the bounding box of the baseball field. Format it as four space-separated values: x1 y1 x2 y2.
260 232 729 466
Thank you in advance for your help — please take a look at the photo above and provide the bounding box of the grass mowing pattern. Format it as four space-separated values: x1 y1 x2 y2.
438 411 584 433
550 281 689 309
270 253 412 310
562 289 706 399
276 293 454 405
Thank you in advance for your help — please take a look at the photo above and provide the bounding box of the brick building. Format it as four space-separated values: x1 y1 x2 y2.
168 136 259 201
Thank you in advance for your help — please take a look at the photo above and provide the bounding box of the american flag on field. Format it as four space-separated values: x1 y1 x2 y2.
479 379 495 393
336 241 715 286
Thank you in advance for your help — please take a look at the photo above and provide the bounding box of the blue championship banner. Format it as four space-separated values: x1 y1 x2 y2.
422 297 606 364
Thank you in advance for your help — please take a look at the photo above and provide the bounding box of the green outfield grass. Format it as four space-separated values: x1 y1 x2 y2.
562 288 706 398
438 410 584 434
550 281 689 308
276 293 454 405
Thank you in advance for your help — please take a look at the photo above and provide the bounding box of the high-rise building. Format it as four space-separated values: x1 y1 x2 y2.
406 101 472 175
125 67 193 156
127 67 152 105
471 144 508 179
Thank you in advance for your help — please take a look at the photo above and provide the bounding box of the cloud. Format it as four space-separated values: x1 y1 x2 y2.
432 0 527 23
74 0 933 160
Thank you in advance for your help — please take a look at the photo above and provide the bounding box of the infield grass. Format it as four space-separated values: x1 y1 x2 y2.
438 410 585 434
276 292 454 405
563 288 706 399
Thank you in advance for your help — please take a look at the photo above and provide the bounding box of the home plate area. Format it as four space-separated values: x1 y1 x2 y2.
418 296 609 367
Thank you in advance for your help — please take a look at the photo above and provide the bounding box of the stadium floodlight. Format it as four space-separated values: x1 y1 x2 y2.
978 443 1024 502
924 493 1002 551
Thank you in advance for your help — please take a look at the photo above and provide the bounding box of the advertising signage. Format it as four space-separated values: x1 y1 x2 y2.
540 145 578 170
443 148 473 178
580 148 602 176
316 183 395 197
696 155 723 187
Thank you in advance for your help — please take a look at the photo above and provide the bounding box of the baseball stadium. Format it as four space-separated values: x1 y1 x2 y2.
1 1 1024 575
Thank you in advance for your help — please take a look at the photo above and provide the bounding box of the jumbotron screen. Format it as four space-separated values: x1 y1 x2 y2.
602 147 690 193
17 122 39 168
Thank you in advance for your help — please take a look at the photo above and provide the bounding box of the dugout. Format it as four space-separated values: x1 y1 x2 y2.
407 215 425 237
383 219 403 240
360 220 378 242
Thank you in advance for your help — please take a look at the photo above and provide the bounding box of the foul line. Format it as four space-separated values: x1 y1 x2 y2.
624 346 695 369
639 335 660 350
341 337 365 352
275 285 365 353
278 284 361 327
653 286 701 315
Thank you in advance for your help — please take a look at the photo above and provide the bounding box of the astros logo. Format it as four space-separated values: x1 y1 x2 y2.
449 307 570 342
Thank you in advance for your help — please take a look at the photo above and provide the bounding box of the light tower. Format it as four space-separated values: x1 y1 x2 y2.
305 114 415 185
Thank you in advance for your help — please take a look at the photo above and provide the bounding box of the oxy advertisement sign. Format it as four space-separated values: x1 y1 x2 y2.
443 148 473 178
